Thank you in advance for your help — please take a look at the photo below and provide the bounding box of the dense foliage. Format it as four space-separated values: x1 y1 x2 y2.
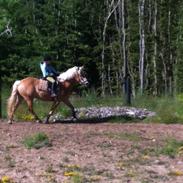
1 0 183 96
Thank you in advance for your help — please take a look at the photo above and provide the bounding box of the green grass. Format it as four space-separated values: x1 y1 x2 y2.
1 87 10 118
136 95 183 124
22 132 51 149
2 85 183 124
142 137 183 158
160 138 183 157
71 174 84 183
104 132 141 142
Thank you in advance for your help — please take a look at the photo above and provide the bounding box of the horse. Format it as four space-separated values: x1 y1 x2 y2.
7 66 88 124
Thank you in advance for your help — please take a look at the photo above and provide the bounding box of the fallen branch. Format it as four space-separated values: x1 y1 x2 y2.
51 106 156 122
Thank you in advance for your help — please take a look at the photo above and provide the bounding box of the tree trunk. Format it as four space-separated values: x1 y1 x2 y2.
101 0 120 96
138 0 145 94
152 0 158 95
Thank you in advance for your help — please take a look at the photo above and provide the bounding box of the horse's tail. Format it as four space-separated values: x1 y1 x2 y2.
7 80 21 121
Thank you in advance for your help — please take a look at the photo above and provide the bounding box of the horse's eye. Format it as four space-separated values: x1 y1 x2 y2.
81 70 87 77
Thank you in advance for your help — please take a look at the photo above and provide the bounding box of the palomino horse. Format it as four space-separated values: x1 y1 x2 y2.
7 66 88 124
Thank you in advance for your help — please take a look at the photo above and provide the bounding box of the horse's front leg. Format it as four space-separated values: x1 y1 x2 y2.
44 101 60 124
62 99 77 119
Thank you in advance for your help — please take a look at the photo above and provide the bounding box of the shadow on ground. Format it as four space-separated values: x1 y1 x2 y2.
52 116 139 124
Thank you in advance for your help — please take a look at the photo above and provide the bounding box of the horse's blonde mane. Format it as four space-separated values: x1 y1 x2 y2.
57 66 80 82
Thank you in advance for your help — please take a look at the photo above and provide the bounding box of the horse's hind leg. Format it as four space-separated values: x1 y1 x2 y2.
24 97 41 123
8 95 22 124
44 101 60 124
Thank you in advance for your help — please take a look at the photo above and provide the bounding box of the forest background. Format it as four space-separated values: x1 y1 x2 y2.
1 0 183 99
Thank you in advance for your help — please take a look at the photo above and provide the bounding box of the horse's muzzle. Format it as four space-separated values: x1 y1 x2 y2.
80 78 89 86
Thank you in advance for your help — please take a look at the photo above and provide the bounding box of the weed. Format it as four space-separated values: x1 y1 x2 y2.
64 164 81 172
97 141 112 149
168 170 183 176
22 132 52 149
104 132 141 142
45 164 56 173
125 170 137 178
141 138 183 158
4 155 16 168
160 138 183 157
59 107 72 118
1 175 14 183
3 84 183 124
71 174 84 183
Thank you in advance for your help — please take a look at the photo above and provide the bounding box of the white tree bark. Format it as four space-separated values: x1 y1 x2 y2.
101 0 120 96
138 0 145 94
152 0 158 95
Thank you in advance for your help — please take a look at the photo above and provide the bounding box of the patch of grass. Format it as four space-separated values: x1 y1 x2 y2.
3 83 183 124
1 86 10 119
142 147 161 157
64 164 81 172
1 175 14 183
160 138 183 157
71 174 84 183
125 170 137 178
168 170 183 176
59 107 72 118
142 138 183 158
15 100 52 121
134 95 183 124
104 132 141 142
71 91 124 108
22 132 52 149
63 165 83 183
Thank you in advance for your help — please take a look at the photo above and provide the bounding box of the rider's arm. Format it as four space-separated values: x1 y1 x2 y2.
40 62 46 77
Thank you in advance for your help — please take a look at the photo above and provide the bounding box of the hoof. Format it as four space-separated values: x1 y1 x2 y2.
8 120 12 124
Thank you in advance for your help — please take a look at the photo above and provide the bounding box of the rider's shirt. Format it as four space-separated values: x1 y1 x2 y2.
40 62 58 78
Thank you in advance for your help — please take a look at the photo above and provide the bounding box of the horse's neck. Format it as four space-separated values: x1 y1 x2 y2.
60 80 74 91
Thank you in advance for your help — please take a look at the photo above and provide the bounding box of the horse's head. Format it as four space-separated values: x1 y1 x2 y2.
57 66 88 86
76 66 88 86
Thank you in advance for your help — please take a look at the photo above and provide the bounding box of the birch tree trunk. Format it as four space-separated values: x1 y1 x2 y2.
101 0 120 96
121 0 127 82
138 0 145 94
152 0 158 95
168 9 173 95
121 0 131 104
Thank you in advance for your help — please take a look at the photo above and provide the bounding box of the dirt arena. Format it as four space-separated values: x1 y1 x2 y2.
0 120 183 183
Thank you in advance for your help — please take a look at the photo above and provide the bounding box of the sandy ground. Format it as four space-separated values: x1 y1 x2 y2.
0 120 183 183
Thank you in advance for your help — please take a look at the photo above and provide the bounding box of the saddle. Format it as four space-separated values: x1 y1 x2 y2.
38 78 60 95
38 79 49 92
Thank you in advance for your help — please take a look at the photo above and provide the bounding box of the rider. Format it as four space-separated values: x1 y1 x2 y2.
40 56 59 97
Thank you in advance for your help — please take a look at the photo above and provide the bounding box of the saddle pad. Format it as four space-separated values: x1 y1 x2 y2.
38 79 49 91
46 76 55 83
